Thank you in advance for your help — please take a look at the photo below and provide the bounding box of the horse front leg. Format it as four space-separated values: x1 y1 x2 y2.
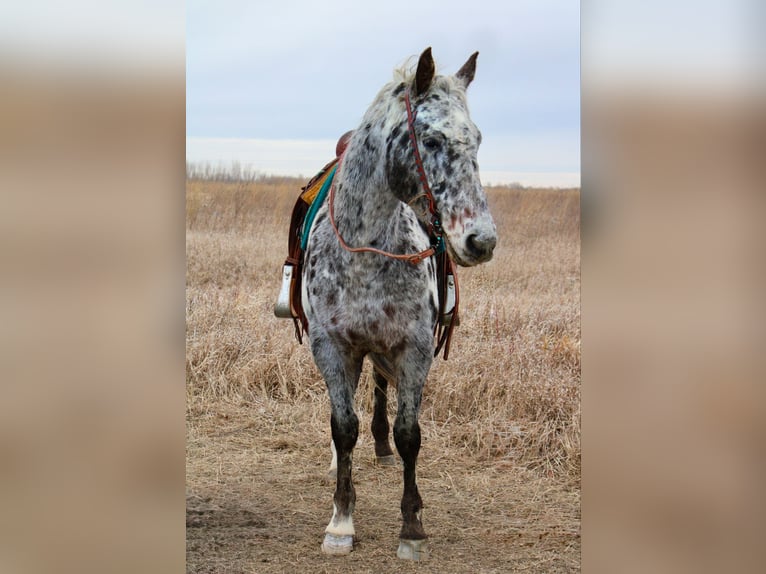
322 401 359 555
312 338 362 556
393 357 430 561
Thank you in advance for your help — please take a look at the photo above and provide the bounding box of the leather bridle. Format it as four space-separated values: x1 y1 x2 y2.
329 88 445 265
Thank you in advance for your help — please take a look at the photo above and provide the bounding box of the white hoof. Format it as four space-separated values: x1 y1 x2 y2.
397 538 429 561
321 533 353 555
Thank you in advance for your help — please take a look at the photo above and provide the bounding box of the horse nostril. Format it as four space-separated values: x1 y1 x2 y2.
466 232 496 260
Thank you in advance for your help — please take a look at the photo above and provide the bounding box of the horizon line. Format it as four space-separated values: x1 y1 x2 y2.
186 137 580 188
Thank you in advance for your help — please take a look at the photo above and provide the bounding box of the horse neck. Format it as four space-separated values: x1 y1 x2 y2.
333 148 408 246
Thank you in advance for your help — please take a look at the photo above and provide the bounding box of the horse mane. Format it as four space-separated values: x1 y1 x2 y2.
392 56 425 85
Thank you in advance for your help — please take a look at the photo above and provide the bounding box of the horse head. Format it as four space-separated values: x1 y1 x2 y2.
386 47 497 267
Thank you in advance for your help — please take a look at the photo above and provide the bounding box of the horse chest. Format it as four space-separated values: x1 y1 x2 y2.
306 260 437 349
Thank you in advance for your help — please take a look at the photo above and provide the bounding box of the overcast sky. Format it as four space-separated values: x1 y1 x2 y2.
1 2 756 187
186 0 581 186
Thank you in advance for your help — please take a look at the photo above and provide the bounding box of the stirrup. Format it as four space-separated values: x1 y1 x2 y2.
274 264 295 318
439 272 456 326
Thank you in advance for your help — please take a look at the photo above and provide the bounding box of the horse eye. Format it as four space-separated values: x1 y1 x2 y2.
423 138 441 151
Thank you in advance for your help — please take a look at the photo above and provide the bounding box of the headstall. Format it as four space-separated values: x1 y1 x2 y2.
329 88 445 265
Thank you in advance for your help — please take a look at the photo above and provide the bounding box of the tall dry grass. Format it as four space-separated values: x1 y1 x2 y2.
186 177 580 481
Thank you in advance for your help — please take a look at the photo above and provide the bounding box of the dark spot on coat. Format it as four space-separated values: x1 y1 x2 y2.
326 291 337 306
363 134 375 152
383 303 396 318
346 328 361 341
393 83 405 96
391 339 407 356
388 161 406 185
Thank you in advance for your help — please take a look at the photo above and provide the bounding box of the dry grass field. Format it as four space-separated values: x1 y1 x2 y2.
186 175 580 572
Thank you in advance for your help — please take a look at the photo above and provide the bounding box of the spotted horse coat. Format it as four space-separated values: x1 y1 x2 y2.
300 47 497 560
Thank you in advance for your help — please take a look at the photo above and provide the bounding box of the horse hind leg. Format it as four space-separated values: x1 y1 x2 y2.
393 372 429 561
371 368 397 466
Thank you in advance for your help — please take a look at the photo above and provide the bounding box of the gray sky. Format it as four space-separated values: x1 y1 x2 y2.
186 0 581 186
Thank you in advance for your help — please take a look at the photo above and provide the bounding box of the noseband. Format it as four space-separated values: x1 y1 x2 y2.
329 88 445 265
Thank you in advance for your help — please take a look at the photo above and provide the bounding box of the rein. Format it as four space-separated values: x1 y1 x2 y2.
328 88 444 266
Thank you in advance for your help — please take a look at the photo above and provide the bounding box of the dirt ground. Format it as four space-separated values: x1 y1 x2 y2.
186 399 580 573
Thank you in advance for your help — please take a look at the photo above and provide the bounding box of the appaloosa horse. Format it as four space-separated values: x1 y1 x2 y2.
301 47 497 560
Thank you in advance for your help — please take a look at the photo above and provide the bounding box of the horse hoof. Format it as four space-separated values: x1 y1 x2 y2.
321 533 353 556
397 538 429 561
375 455 398 467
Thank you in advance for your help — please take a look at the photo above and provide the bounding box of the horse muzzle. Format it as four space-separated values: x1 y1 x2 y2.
447 219 497 266
464 228 497 263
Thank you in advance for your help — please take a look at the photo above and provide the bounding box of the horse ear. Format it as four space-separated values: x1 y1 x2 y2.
414 47 435 96
456 51 479 88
